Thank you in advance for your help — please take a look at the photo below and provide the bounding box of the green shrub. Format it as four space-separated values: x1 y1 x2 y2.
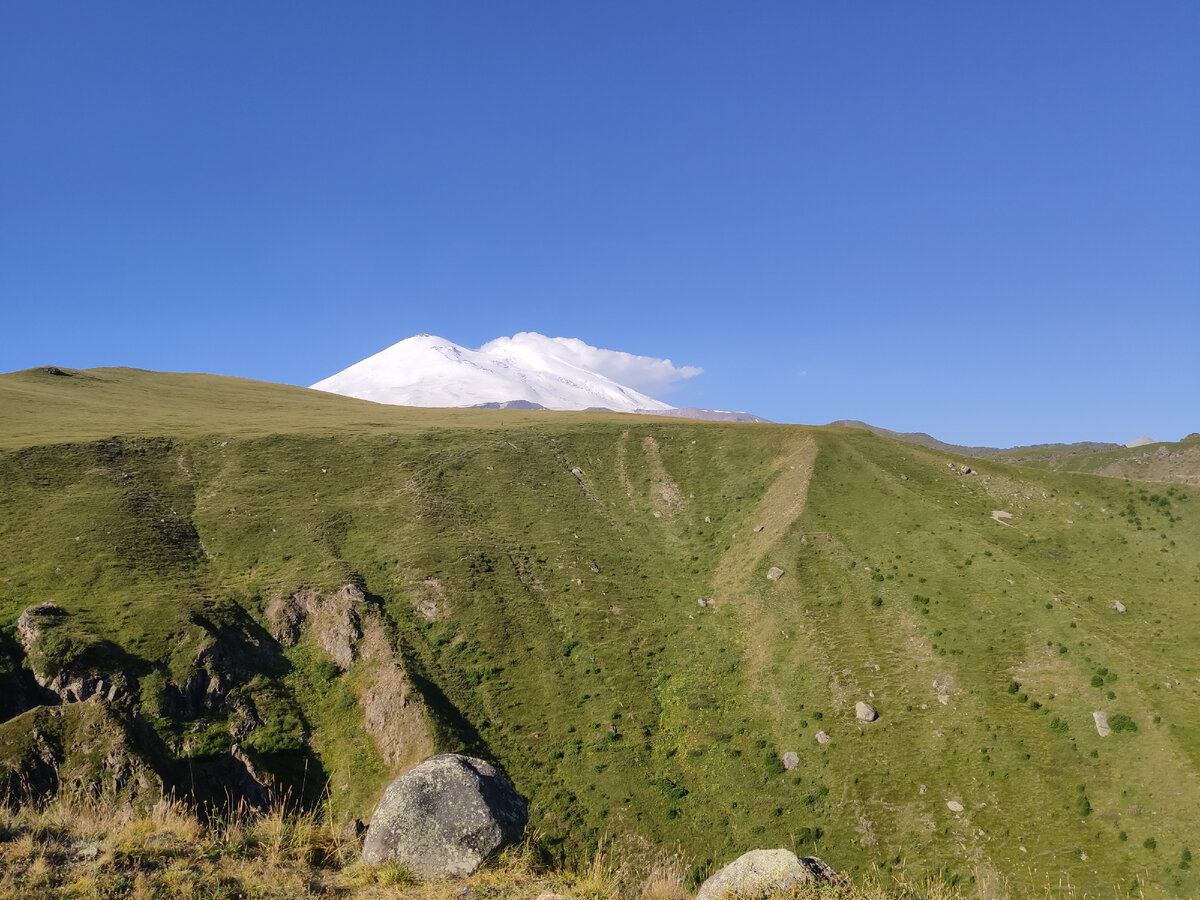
1109 713 1138 734
650 777 689 800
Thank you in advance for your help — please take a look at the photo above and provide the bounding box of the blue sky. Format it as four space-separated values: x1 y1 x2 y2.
2 2 1197 446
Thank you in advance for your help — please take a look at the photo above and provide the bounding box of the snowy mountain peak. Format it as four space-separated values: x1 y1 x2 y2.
310 333 695 412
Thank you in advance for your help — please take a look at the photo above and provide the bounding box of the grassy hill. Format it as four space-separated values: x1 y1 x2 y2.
2 366 1198 898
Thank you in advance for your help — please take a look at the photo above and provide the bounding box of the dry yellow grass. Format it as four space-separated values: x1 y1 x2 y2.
0 794 1153 900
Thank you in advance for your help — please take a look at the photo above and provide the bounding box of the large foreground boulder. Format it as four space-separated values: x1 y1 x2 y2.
362 753 528 879
696 849 836 900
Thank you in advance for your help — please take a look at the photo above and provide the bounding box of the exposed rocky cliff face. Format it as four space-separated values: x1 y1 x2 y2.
268 584 435 772
1 581 435 816
0 700 164 809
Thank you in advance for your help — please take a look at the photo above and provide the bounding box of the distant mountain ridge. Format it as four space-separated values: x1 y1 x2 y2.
638 407 771 423
827 419 1122 458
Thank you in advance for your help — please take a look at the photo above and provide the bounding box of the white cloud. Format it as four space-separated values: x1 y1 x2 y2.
478 333 702 397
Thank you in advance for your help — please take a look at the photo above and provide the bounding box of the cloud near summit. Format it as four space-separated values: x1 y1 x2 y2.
478 333 702 397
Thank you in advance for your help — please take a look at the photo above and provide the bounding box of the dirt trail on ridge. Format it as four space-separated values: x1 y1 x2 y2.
710 433 818 699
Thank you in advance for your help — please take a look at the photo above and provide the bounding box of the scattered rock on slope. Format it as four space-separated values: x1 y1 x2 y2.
696 848 836 900
363 753 528 879
855 701 878 723
767 567 785 581
1093 711 1111 737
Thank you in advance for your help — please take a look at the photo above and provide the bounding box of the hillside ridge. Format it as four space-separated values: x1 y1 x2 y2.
2 368 1198 897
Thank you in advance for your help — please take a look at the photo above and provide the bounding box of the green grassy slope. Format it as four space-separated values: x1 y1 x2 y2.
1 368 1198 897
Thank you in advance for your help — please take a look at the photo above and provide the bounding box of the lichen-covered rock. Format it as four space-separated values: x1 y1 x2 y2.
696 849 835 900
363 753 528 879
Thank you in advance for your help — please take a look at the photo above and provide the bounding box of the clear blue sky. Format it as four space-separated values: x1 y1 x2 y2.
2 2 1197 446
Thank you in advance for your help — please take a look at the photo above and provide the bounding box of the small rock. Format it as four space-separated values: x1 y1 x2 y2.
781 751 800 770
947 800 964 813
919 784 927 794
1112 600 1127 613
653 511 663 518
696 849 835 900
815 731 830 745
767 567 785 581
704 516 712 523
938 694 949 705
901 474 909 481
754 525 764 533
855 701 878 723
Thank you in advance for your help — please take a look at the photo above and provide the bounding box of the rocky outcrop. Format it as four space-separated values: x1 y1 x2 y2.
695 849 836 900
267 584 365 670
0 700 163 809
359 659 433 771
17 603 129 705
16 603 60 651
363 753 528 878
163 630 264 721
268 584 434 771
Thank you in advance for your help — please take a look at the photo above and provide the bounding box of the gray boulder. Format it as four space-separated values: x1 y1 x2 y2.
855 701 878 723
363 753 528 878
696 849 835 900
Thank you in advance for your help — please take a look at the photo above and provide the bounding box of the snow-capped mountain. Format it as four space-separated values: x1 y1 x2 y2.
310 333 676 412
